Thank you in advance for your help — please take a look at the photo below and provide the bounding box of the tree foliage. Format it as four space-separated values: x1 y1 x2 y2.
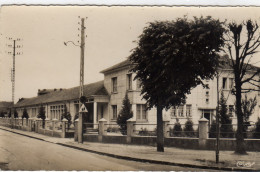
223 20 260 154
130 16 226 152
219 92 233 138
241 95 257 138
117 93 133 135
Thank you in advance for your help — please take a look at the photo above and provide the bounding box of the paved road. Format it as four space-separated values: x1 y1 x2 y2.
0 129 209 171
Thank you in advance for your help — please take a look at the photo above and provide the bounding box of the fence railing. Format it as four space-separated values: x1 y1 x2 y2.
167 124 199 138
104 123 125 135
208 123 260 139
133 123 157 136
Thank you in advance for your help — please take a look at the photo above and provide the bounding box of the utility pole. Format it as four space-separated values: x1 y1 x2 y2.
6 37 22 127
79 18 85 98
78 18 86 144
64 17 87 143
216 73 220 163
12 40 16 104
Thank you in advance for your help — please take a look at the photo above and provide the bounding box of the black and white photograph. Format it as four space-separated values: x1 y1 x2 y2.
0 5 260 171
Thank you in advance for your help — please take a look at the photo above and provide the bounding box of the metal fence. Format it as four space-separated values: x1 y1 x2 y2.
208 123 260 139
167 123 199 138
133 123 157 136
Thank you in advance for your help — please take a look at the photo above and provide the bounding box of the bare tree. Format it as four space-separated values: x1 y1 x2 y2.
224 20 260 154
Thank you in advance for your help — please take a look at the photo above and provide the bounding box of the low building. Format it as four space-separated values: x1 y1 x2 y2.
14 58 260 129
0 101 13 117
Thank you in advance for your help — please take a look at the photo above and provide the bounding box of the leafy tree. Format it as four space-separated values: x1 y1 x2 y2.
219 92 233 138
37 104 46 128
14 109 18 118
130 16 225 152
22 108 29 119
223 20 260 154
253 118 260 139
184 118 195 137
117 93 133 135
61 104 72 128
241 95 257 138
209 120 217 138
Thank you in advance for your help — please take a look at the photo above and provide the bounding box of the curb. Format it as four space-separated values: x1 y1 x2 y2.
0 127 255 171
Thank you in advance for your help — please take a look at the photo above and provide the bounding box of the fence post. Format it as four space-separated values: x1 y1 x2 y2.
28 118 32 131
127 118 135 144
52 118 58 136
98 118 107 142
74 119 78 142
62 118 68 138
163 119 170 138
199 118 209 149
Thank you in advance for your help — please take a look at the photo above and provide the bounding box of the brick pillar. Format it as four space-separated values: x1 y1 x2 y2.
127 118 135 144
98 118 107 142
74 119 78 142
163 119 170 138
52 118 58 136
199 118 209 149
78 113 83 143
62 118 68 138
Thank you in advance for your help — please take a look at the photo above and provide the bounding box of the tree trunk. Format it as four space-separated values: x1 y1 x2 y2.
235 81 247 154
157 104 164 152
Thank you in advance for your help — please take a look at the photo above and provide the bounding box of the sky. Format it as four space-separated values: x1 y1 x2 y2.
0 6 260 103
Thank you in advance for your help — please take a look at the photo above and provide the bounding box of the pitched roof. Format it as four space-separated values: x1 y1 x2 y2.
0 101 13 112
14 80 108 107
100 59 133 74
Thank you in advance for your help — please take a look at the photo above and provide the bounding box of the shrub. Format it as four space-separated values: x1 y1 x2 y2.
117 93 133 135
171 121 182 137
209 120 217 138
22 108 29 119
14 109 18 118
61 104 72 128
37 104 46 128
184 119 195 137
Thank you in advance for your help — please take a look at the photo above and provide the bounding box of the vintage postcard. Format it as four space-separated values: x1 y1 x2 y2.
0 5 260 171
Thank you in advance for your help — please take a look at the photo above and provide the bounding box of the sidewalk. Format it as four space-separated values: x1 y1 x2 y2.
0 126 259 171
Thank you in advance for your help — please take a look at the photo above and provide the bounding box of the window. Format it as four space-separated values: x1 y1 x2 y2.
137 104 147 120
229 78 234 89
111 77 117 93
206 98 209 104
186 105 192 117
228 105 234 117
206 91 209 96
112 105 117 119
222 77 227 89
178 105 184 117
170 106 177 118
50 105 65 120
127 74 132 90
136 79 142 90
